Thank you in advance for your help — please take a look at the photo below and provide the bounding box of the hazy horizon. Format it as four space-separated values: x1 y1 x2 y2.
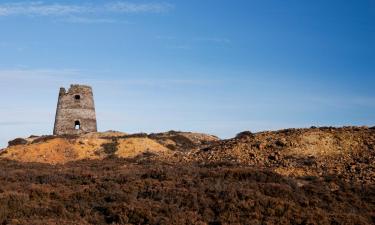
0 0 374 148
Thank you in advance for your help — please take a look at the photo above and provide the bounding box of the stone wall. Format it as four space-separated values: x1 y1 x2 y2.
53 84 97 135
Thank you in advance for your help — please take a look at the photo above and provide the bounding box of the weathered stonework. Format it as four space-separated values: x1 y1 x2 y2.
53 84 97 135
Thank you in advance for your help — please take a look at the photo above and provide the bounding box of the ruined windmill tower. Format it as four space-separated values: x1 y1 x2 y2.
53 84 97 135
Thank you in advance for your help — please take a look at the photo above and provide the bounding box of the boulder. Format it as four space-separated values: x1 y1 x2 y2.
8 138 28 147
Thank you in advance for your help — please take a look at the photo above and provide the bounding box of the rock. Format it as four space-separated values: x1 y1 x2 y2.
28 135 39 138
8 138 28 147
268 153 278 161
235 131 254 139
275 138 287 147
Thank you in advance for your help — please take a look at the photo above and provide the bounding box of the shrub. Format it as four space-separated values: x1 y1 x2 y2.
102 141 119 155
0 158 372 224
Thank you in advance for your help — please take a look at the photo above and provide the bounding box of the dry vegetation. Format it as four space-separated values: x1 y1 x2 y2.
0 127 374 224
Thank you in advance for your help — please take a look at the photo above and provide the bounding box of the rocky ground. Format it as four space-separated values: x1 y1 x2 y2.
0 126 374 224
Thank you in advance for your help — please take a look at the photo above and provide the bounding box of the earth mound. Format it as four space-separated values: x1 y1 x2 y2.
185 126 375 184
0 126 373 224
1 127 374 184
0 131 219 164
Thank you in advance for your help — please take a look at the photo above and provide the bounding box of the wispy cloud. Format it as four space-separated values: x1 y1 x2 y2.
155 35 176 40
156 35 232 50
166 44 191 50
0 121 45 126
0 1 173 18
0 41 9 47
193 37 232 44
0 68 220 90
59 16 119 24
310 96 375 108
107 2 173 13
0 2 90 16
0 68 83 80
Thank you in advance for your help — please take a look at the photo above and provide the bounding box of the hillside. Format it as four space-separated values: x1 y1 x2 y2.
0 126 374 224
2 127 374 184
1 131 219 164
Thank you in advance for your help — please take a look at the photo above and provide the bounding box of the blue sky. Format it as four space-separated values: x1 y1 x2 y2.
0 0 374 147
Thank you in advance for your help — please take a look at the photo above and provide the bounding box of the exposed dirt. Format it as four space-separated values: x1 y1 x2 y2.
183 126 375 185
0 131 217 164
0 127 374 224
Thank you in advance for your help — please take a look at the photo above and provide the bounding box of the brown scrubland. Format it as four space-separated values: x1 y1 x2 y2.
0 126 374 224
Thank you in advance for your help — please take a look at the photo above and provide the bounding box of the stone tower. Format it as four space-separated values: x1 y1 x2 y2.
53 84 97 135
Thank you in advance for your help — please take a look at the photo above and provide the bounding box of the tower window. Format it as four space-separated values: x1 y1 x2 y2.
75 121 81 130
74 95 81 100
